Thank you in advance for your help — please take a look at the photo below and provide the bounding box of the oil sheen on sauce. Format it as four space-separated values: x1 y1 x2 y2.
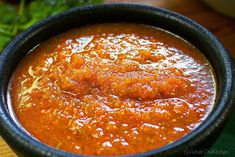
9 23 216 156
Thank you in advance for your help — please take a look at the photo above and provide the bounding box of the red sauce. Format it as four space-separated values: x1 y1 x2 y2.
9 23 216 156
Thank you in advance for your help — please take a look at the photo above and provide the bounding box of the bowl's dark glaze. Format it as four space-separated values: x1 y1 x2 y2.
0 4 234 157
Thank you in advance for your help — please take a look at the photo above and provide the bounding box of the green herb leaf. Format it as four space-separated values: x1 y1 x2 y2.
0 0 103 53
0 3 18 24
0 35 12 52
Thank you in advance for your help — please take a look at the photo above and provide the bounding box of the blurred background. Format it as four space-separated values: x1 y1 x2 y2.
0 0 234 157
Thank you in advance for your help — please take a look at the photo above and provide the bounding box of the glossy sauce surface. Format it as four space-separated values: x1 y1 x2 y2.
10 23 216 156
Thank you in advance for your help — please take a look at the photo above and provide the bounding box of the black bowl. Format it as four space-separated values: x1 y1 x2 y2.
0 4 234 157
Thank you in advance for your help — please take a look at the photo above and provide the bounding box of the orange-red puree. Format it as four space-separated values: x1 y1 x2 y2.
10 23 216 156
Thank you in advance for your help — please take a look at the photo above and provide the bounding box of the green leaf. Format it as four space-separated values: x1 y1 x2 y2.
0 3 18 24
0 0 104 53
0 34 11 52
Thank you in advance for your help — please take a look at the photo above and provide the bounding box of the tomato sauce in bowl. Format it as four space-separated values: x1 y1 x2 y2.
9 23 216 156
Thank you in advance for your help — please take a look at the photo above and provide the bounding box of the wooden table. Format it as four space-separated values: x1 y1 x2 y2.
1 0 235 156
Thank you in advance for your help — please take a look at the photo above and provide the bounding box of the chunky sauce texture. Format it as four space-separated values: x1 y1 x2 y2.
10 23 216 156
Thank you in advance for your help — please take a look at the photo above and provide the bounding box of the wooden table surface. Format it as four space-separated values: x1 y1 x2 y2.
1 0 235 157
